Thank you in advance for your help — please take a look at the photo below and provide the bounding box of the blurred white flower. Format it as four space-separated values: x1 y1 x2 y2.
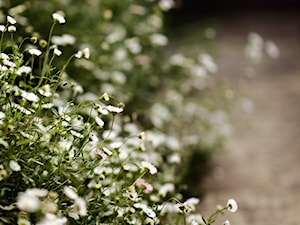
38 84 52 97
28 48 42 56
150 33 168 46
82 48 90 59
52 34 76 45
21 91 39 102
95 116 104 128
141 161 157 175
159 183 174 197
265 40 280 58
37 213 67 225
17 193 41 212
64 186 78 200
75 198 87 216
199 54 218 73
75 48 90 59
52 12 66 24
0 25 6 32
9 160 21 171
7 15 16 24
16 66 31 75
134 203 156 218
159 0 175 11
227 199 238 212
224 220 231 225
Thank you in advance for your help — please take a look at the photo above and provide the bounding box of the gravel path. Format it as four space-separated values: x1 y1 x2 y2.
198 10 300 225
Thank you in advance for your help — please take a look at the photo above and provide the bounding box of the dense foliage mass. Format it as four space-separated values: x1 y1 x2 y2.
0 1 236 224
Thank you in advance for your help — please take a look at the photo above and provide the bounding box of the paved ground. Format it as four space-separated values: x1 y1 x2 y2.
198 10 300 225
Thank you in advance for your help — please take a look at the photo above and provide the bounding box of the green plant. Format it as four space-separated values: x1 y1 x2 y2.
0 13 237 225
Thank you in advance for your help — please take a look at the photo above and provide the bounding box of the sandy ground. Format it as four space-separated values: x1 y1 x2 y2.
198 10 300 225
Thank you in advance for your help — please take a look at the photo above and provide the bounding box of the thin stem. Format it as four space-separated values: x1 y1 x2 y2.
38 22 56 88
0 28 6 53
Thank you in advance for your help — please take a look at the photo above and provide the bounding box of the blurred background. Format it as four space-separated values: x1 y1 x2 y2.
168 2 300 225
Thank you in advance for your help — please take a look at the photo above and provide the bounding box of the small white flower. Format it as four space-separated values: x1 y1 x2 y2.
150 33 168 46
265 40 280 58
141 161 157 175
95 116 104 128
74 51 82 58
8 25 16 32
17 193 41 212
21 91 39 102
158 183 174 197
37 213 67 225
75 198 87 216
16 66 31 75
75 48 90 59
26 188 48 198
82 48 90 59
54 48 62 56
38 84 52 97
224 220 231 225
28 48 42 56
106 105 123 113
159 0 175 11
64 186 78 200
9 160 21 171
0 25 6 32
7 16 16 24
51 34 76 45
227 198 238 212
52 12 66 24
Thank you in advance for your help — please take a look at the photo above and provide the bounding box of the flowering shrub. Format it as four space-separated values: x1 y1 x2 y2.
0 13 237 225
10 0 230 187
0 1 237 225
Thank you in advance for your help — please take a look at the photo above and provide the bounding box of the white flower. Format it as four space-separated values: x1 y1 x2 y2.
265 40 280 58
52 12 66 24
21 91 39 102
8 25 16 32
17 193 41 212
28 48 42 56
38 84 52 97
159 0 175 11
37 213 67 225
224 220 231 225
74 51 83 58
9 160 21 171
64 186 78 200
141 161 157 175
75 48 90 59
7 16 16 24
75 198 87 216
95 116 104 128
0 25 6 32
82 48 90 59
227 199 238 212
54 48 62 56
134 203 156 218
158 183 174 197
150 33 168 46
51 34 76 45
106 105 123 113
16 66 31 75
